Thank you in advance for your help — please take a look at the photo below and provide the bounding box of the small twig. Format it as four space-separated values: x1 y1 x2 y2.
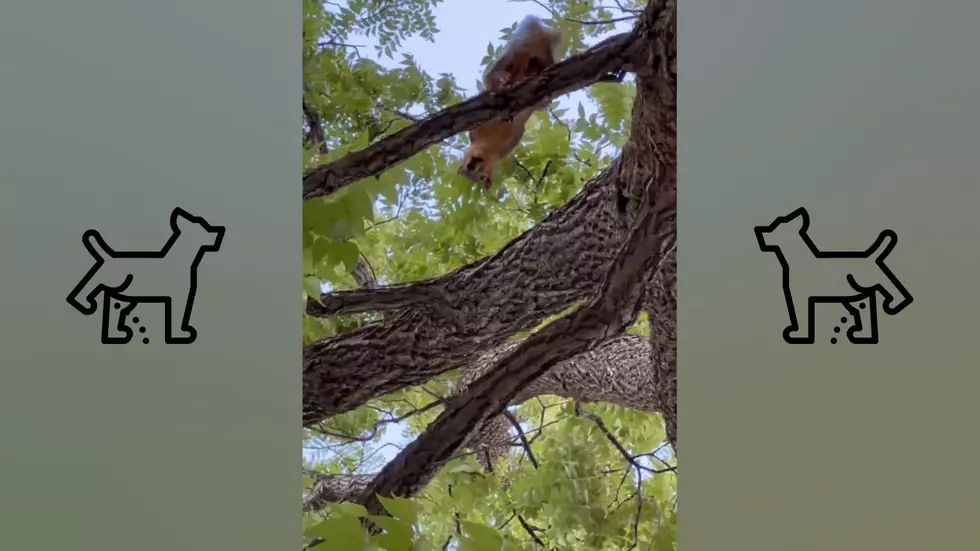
534 160 552 191
548 106 594 167
512 158 534 181
502 410 538 469
568 15 639 26
627 469 643 551
612 0 644 14
498 512 517 529
317 40 365 55
574 402 657 474
516 513 546 547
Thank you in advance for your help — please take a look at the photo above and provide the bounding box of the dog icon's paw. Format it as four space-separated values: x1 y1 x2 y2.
67 296 99 315
782 326 810 343
169 327 198 344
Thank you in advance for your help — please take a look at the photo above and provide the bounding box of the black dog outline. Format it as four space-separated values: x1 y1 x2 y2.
754 207 914 345
65 207 225 344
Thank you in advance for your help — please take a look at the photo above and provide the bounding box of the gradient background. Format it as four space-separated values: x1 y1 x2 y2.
0 1 301 550
2 0 979 549
680 0 980 549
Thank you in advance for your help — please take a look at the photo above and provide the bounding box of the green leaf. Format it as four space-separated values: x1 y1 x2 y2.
311 237 333 268
330 501 369 518
344 186 376 225
460 521 503 551
305 514 368 550
367 515 414 551
303 197 332 236
303 276 322 300
329 241 361 273
377 495 418 526
303 242 315 276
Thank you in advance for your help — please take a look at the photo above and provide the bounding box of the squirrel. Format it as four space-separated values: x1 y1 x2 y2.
458 15 562 190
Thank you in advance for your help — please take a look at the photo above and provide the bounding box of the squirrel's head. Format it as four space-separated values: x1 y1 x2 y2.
458 148 493 190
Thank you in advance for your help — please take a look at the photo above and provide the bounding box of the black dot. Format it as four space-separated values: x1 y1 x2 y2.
840 317 847 323
831 338 837 344
834 326 841 333
132 317 140 323
142 338 149 344
138 326 146 334
114 302 121 310
859 303 866 309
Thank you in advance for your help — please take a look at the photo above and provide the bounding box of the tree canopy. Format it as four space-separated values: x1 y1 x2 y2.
301 0 676 549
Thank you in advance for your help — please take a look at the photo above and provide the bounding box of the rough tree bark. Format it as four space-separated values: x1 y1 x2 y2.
302 32 637 200
461 335 660 411
302 0 677 518
304 335 663 510
627 1 678 450
460 334 662 467
354 176 676 516
304 471 373 513
302 6 675 427
303 168 631 423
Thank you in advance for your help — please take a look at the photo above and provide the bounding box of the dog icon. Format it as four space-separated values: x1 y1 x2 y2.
754 207 913 344
66 207 225 344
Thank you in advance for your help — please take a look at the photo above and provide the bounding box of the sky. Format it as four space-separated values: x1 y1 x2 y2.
303 0 667 470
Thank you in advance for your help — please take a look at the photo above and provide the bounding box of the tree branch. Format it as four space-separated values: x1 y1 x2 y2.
462 335 659 412
306 280 441 317
303 169 630 423
630 0 677 451
302 0 677 428
302 471 373 512
302 334 667 512
302 32 639 200
355 180 676 515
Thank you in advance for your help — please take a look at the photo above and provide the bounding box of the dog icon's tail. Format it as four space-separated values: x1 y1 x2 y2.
65 230 115 316
81 230 114 260
867 229 897 261
867 229 914 315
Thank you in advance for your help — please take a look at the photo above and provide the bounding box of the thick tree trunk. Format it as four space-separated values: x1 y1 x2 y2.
303 471 373 512
301 0 676 523
354 174 675 518
304 335 665 511
302 4 676 430
303 168 631 424
626 0 677 451
462 334 663 468
461 335 660 411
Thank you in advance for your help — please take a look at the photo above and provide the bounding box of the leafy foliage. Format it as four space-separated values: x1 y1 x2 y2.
302 0 674 549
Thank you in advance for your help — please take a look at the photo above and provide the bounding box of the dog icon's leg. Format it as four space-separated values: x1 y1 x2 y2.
782 292 813 343
876 270 913 315
67 269 104 315
101 294 135 344
165 289 197 344
844 294 879 344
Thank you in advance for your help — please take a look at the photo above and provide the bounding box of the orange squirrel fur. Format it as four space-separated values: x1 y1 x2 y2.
458 15 562 190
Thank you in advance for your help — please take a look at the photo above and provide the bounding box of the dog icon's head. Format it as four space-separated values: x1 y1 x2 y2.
754 207 810 252
170 208 225 251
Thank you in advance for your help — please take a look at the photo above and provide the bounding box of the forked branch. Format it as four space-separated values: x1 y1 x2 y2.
356 184 676 515
302 31 639 200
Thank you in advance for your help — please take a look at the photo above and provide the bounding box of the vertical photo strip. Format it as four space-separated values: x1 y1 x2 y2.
300 0 677 549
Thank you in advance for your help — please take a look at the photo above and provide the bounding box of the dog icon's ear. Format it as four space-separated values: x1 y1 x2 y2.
787 207 808 221
170 208 194 230
783 207 810 230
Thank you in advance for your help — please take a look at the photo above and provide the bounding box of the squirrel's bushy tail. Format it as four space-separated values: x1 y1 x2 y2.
515 15 561 49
